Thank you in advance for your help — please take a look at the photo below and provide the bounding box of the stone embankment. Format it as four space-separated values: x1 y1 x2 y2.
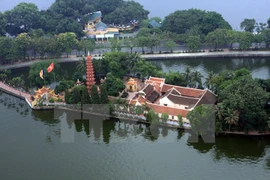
0 81 33 108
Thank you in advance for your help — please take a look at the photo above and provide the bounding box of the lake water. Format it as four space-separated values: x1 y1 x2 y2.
2 57 270 179
10 57 270 87
0 92 270 180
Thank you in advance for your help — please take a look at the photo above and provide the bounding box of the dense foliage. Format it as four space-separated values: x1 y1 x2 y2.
1 0 149 37
28 60 59 87
162 9 231 36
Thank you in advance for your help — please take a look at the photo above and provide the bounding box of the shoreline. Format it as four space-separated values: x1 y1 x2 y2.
1 87 269 137
1 51 270 70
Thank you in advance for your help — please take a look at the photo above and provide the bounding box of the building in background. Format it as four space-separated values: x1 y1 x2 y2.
84 11 137 41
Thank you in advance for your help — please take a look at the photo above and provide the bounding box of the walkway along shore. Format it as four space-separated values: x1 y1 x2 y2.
1 51 270 70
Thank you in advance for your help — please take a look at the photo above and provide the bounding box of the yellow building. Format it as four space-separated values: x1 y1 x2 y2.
32 86 64 106
84 11 136 41
127 78 137 92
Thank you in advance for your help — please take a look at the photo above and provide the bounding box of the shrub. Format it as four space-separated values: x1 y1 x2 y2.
57 98 62 102
121 91 129 98
49 98 55 103
31 96 35 101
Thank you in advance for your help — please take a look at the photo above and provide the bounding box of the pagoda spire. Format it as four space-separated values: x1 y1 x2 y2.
86 54 95 92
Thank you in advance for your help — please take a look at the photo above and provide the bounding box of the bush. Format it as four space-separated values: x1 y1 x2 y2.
31 96 35 101
49 98 55 103
57 98 62 102
121 91 129 98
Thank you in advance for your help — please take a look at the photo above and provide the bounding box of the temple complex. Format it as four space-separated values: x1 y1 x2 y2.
31 86 64 106
85 55 96 92
129 77 217 124
84 11 136 41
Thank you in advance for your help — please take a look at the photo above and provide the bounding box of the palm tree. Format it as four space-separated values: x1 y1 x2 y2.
214 103 225 122
205 71 215 90
224 109 239 131
128 53 140 76
267 117 270 128
191 70 203 88
76 57 86 74
182 66 192 87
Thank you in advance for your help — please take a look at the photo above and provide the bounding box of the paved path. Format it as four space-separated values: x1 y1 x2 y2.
0 81 33 108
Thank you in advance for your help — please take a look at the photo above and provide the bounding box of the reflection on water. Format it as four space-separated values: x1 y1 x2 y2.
0 92 30 117
152 57 270 80
1 92 270 179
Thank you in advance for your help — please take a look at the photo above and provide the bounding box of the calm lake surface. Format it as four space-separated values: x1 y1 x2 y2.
2 57 270 179
0 92 270 180
10 57 270 87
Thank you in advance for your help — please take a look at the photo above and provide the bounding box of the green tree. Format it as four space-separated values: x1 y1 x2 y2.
11 77 23 88
71 86 82 104
57 32 78 57
165 71 186 86
161 113 169 124
145 109 159 124
204 71 216 90
226 30 241 48
219 75 269 132
0 37 17 64
105 73 125 96
64 90 71 104
103 0 149 24
191 71 203 88
147 35 161 53
109 38 122 52
182 66 192 87
4 2 40 34
238 32 254 49
187 104 215 136
15 33 31 60
76 57 87 74
136 36 148 54
0 12 6 36
262 29 270 48
135 59 157 79
91 85 100 104
205 29 229 50
224 108 239 131
127 53 140 76
100 82 109 104
46 36 62 58
123 38 136 54
81 86 91 105
186 36 201 51
164 40 178 52
177 115 183 127
255 22 267 34
240 18 256 32
162 9 231 36
28 61 59 87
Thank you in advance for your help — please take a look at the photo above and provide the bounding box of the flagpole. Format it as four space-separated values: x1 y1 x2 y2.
43 69 45 86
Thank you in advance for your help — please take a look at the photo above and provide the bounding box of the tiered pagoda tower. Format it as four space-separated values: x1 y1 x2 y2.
86 55 96 92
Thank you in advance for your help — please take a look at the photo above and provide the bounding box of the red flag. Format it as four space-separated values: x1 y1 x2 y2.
47 62 54 73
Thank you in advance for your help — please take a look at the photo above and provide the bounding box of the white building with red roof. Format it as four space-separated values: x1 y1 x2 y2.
129 76 217 123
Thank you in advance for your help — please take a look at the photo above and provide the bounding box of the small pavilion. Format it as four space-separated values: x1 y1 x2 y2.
127 78 137 92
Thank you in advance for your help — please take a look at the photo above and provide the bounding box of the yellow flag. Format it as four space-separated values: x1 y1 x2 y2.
40 69 44 79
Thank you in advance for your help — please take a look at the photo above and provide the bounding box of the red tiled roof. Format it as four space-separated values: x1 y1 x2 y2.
147 103 189 117
161 84 204 98
149 77 165 83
